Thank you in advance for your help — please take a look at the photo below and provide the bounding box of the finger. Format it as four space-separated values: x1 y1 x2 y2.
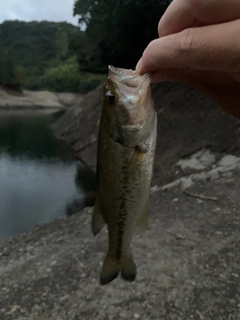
137 20 240 75
148 68 185 83
158 0 199 37
159 0 240 37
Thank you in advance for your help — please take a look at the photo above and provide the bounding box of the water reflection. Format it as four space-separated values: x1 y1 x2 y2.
66 164 97 217
0 110 69 161
0 110 95 240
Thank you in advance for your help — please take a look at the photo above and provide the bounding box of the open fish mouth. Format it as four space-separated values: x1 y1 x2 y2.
108 65 151 89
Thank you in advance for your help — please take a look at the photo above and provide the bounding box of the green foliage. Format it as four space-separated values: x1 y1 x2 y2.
0 20 102 93
0 49 20 89
14 66 27 85
73 0 172 72
40 57 105 93
0 1 172 91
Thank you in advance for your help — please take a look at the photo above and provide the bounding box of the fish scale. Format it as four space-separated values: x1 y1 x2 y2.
91 65 157 285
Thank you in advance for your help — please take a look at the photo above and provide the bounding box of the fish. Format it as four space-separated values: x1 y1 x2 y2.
92 65 157 285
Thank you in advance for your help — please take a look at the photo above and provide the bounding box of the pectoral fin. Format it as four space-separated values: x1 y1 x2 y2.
137 206 149 232
91 204 105 236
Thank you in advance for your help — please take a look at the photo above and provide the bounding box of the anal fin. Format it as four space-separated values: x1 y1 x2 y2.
91 204 105 236
137 206 149 232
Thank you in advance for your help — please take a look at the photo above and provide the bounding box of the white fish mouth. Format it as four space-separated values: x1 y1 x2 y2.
108 65 151 89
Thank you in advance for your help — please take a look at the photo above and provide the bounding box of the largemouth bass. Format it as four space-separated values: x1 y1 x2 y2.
92 65 157 285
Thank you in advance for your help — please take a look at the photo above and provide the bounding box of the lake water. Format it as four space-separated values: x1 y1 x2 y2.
0 110 96 241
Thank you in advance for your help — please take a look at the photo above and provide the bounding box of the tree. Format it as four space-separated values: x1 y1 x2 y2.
0 20 98 92
40 57 105 93
55 30 69 60
0 50 19 86
73 0 171 72
14 66 26 85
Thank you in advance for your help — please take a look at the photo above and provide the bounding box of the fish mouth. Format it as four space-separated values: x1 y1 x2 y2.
108 65 151 90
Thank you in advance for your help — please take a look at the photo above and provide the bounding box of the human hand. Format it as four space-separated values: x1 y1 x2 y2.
136 0 240 118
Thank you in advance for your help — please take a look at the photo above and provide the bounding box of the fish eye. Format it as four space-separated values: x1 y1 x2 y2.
106 91 116 104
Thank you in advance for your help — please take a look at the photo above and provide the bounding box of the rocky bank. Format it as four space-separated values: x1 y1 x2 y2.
0 86 84 109
52 82 240 185
0 81 240 320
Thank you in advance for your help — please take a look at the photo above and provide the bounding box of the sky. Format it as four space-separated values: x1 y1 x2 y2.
0 0 79 25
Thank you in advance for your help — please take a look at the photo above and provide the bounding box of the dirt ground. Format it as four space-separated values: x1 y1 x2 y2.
0 161 239 320
1 82 240 320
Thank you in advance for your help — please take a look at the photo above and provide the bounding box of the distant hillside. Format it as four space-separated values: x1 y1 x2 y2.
0 20 105 93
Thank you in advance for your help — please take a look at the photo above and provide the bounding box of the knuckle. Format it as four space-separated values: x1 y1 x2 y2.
175 28 196 54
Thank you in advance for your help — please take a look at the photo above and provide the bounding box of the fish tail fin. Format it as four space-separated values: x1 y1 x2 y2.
100 251 120 286
100 250 137 286
120 253 137 282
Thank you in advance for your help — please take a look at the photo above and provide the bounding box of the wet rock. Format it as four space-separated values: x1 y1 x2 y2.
177 149 216 171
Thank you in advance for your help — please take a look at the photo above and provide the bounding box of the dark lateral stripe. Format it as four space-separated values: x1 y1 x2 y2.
116 200 127 260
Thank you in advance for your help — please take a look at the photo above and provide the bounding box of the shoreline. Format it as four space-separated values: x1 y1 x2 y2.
0 109 65 116
1 79 240 319
0 86 85 110
0 106 65 111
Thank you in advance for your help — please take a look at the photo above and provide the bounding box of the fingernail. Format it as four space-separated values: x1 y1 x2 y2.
135 58 142 73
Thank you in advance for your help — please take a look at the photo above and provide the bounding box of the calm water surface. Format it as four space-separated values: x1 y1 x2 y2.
0 110 95 240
